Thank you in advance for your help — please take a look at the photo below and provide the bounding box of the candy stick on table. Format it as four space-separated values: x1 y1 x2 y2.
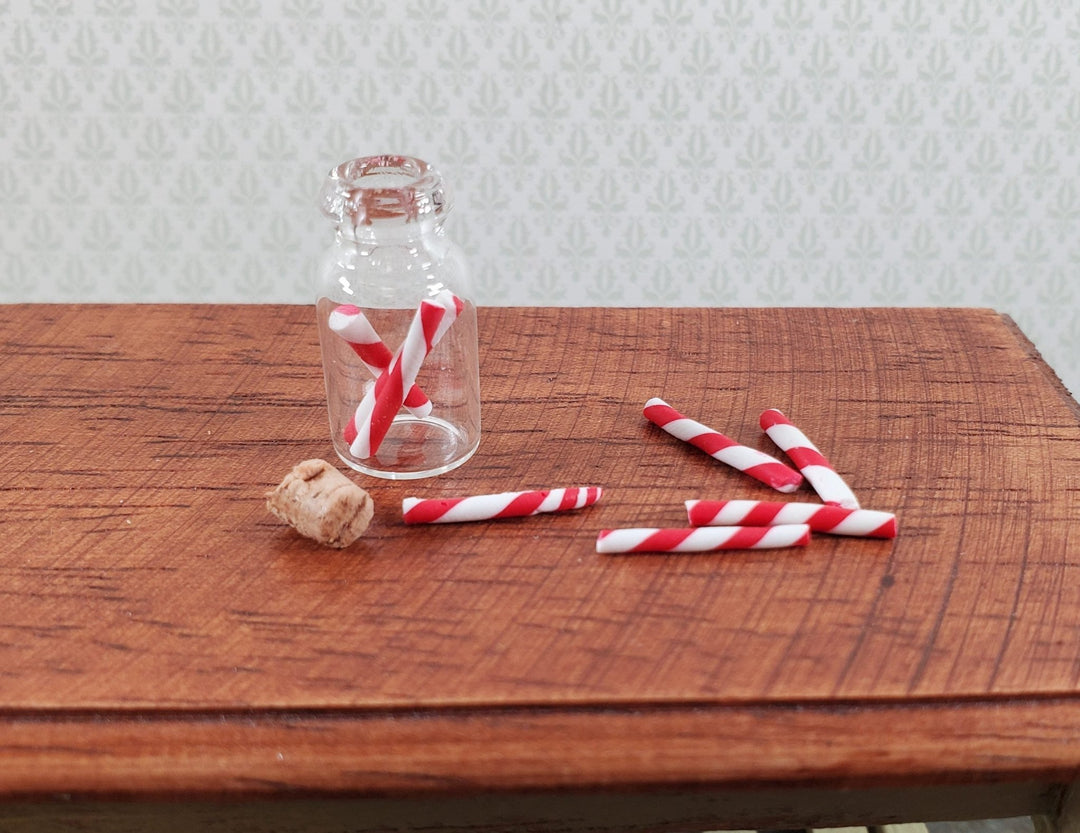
349 290 462 459
686 499 897 539
759 409 860 509
328 304 432 417
403 487 603 524
643 398 803 493
596 524 811 554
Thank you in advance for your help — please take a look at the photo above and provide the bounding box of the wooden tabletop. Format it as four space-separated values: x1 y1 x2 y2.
1 305 1079 832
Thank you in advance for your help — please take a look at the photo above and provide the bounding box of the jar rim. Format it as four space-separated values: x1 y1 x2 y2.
320 155 451 228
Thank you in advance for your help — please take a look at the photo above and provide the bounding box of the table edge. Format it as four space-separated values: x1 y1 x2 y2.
1 696 1079 800
999 312 1080 414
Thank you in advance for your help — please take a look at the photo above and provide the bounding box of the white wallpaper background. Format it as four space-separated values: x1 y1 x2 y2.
2 1 1080 395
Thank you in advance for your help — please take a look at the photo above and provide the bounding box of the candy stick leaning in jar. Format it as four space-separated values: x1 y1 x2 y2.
686 499 896 539
644 398 803 493
759 409 860 509
402 487 603 524
349 289 463 459
328 304 432 417
596 525 811 554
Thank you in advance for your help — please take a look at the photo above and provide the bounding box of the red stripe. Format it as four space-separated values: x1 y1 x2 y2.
741 502 788 525
685 501 718 526
343 414 358 444
557 488 579 510
807 505 852 531
639 529 696 551
495 491 548 518
785 446 832 470
351 340 394 368
741 461 803 490
419 300 445 351
402 498 463 524
721 526 771 549
759 409 790 430
871 517 898 539
643 402 680 427
334 304 362 316
687 431 737 455
402 384 429 408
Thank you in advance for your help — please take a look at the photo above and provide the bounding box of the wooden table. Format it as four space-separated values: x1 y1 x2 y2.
1 305 1079 833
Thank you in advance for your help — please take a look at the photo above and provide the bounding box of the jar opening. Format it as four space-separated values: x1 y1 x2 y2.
320 155 450 228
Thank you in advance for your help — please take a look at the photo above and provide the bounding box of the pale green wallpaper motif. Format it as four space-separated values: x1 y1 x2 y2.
1 1 1079 393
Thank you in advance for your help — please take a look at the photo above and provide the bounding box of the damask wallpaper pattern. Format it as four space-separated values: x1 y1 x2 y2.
1 1 1079 394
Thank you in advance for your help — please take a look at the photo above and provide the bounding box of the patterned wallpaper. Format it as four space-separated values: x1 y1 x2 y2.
2 1 1079 395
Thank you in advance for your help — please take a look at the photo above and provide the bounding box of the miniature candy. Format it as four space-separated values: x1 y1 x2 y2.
596 524 811 553
760 409 860 509
687 499 896 538
644 398 803 493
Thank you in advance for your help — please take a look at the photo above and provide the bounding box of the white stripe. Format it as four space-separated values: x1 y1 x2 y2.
801 465 860 509
673 528 735 551
772 504 819 524
440 496 513 522
826 509 894 535
348 395 377 457
713 444 784 471
536 489 564 512
328 308 381 345
658 416 710 443
755 525 812 547
764 422 817 452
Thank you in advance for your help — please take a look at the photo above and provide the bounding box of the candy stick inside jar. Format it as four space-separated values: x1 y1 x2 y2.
328 304 433 418
349 290 462 460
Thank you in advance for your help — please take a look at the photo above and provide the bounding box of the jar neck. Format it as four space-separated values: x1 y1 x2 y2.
334 216 446 246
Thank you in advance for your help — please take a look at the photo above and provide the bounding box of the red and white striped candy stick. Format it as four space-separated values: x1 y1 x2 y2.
644 398 803 493
349 290 462 458
759 409 860 509
340 293 466 446
402 487 603 524
686 499 896 539
596 524 810 554
328 304 432 417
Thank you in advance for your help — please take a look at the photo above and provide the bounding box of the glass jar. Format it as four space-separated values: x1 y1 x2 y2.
315 155 480 479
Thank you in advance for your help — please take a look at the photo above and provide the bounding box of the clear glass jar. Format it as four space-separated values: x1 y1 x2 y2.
315 155 480 479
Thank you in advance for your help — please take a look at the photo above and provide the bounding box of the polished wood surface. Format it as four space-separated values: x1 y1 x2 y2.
0 305 1078 829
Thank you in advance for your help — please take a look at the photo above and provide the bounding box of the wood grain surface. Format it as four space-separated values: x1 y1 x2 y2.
1 304 1079 812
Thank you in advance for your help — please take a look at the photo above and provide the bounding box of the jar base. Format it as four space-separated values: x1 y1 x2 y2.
335 415 479 480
